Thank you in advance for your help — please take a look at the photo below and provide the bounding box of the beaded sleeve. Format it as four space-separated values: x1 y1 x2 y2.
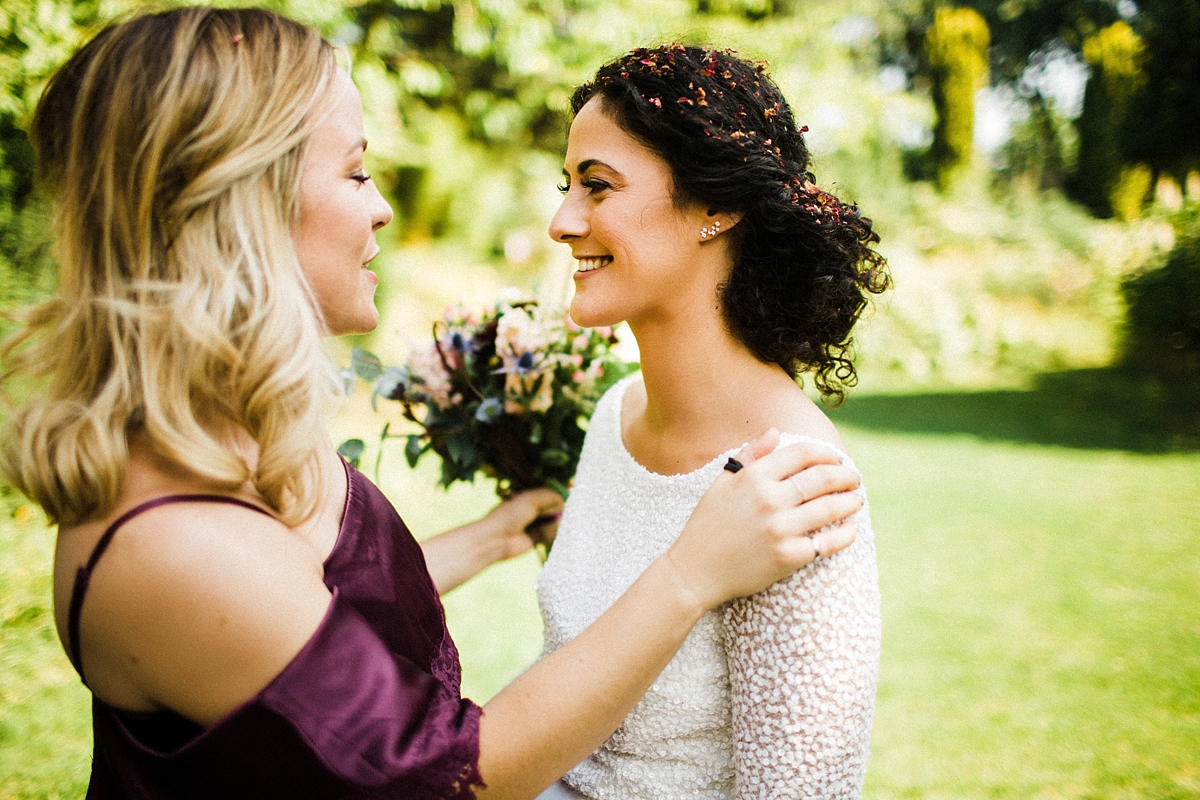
722 467 880 798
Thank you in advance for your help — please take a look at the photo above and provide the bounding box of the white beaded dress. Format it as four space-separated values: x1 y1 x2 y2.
537 375 881 800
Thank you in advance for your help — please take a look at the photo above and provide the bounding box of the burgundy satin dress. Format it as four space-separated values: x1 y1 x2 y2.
65 462 483 799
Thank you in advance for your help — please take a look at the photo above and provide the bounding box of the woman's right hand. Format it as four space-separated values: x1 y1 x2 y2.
665 428 863 613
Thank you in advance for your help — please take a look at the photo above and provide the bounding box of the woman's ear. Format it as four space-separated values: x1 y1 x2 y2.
697 210 744 243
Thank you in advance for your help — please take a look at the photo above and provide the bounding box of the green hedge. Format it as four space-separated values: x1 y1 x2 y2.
1121 204 1200 376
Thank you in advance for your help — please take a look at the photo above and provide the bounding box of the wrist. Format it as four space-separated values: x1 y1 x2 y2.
434 518 501 579
651 550 710 625
466 515 506 571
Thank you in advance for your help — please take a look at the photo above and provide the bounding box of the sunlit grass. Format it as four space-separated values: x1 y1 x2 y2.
1 394 1196 798
844 429 1200 800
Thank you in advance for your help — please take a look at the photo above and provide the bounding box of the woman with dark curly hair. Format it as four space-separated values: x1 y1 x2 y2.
537 44 891 799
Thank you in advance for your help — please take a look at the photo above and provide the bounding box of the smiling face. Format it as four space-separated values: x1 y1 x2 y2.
293 70 394 336
549 98 720 330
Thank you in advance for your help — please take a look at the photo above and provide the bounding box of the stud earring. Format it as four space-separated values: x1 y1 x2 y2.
699 219 722 240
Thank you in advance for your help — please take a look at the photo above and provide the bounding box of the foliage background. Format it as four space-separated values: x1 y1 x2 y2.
1 0 1197 797
3 0 1199 378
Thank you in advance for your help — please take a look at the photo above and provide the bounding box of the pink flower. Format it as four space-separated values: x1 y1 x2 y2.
496 306 548 356
406 343 453 409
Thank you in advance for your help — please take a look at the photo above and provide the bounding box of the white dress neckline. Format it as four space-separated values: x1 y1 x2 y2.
608 373 853 481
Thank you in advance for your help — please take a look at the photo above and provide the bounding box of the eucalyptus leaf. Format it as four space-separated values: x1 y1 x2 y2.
440 458 458 488
446 433 479 469
423 408 453 428
405 434 424 468
374 366 410 402
336 438 365 468
351 347 383 381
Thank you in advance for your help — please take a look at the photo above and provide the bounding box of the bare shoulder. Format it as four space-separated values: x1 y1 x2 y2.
59 497 331 727
766 382 849 456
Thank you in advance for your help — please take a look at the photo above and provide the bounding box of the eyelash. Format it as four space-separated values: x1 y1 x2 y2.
352 172 372 185
558 179 610 194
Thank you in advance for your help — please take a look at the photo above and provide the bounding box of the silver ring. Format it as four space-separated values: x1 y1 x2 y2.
809 534 821 561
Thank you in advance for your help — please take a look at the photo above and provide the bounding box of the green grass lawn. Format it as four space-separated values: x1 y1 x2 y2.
1 393 1197 799
848 431 1200 799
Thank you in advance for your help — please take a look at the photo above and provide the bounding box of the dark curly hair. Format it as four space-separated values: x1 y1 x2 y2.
573 44 890 403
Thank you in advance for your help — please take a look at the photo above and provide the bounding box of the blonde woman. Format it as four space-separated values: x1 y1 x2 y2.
1 8 865 799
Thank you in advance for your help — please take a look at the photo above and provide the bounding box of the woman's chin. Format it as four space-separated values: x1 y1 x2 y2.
568 298 623 330
328 309 380 338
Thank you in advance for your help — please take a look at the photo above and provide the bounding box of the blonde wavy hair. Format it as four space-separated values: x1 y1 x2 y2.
0 7 342 527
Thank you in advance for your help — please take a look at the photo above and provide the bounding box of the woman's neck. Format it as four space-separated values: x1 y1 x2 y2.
624 306 803 473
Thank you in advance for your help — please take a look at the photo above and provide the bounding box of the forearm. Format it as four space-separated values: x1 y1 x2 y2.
475 552 705 800
422 489 562 594
419 520 497 594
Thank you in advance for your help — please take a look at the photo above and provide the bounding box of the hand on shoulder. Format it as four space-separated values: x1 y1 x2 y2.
666 429 863 611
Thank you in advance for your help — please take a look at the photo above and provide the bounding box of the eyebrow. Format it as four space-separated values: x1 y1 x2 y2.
564 158 618 176
347 138 368 157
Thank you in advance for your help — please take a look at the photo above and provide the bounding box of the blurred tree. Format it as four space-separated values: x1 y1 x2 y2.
697 0 775 21
996 92 1072 190
0 0 138 332
342 0 585 244
1071 20 1147 218
924 6 989 189
1121 203 1200 376
893 1 1198 216
960 0 1119 83
886 1 1120 190
1122 0 1200 196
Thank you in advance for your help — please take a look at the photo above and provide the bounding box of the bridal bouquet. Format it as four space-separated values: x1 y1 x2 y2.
342 293 632 551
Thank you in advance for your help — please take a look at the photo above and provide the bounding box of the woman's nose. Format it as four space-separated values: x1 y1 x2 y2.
548 190 587 243
370 182 394 230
